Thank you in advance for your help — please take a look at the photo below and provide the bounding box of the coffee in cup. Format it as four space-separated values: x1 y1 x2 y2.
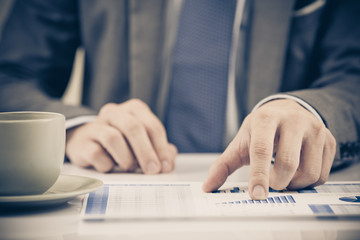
0 111 65 196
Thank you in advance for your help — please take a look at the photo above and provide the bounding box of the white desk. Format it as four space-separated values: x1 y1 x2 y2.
1 154 359 240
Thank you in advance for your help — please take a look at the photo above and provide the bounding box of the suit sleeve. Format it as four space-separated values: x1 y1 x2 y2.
0 0 96 119
288 0 360 168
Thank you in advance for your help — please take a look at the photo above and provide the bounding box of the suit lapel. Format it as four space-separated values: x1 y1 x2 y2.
245 0 295 110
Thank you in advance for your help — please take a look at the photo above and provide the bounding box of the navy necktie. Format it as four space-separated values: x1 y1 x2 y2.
165 0 236 152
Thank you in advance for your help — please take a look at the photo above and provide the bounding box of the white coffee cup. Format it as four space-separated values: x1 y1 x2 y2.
0 111 65 196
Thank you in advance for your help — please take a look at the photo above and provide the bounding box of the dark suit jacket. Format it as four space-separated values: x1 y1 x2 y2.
0 0 359 166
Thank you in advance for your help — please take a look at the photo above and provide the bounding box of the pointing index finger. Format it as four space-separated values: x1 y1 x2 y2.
248 120 277 200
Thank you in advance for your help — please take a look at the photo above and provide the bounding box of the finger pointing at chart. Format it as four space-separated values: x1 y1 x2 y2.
203 99 336 200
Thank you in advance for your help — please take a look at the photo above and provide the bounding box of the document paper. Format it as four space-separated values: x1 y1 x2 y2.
81 181 360 219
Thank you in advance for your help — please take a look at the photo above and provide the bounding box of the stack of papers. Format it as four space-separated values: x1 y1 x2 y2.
81 181 360 219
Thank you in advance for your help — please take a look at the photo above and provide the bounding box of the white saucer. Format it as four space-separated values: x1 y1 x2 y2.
0 174 103 207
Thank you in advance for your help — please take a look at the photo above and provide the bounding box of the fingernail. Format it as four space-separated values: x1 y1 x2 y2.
146 162 160 174
162 160 172 173
252 185 266 200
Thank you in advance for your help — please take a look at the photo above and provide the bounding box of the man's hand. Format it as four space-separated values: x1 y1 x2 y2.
66 99 177 174
203 99 336 199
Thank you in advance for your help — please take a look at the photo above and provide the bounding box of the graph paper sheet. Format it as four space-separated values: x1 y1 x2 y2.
81 181 360 219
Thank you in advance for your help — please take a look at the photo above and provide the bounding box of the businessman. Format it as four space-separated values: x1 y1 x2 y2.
0 0 359 200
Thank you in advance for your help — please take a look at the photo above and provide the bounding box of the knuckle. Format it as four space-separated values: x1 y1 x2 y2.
147 119 165 135
252 141 272 159
168 144 178 158
88 149 114 173
234 142 250 165
129 98 149 109
254 109 275 123
87 145 105 162
242 114 252 125
241 115 253 130
276 152 298 173
124 118 143 134
288 115 304 128
100 128 119 144
235 142 245 159
302 169 320 184
99 102 117 116
311 121 326 138
251 167 268 179
157 147 170 160
327 132 337 151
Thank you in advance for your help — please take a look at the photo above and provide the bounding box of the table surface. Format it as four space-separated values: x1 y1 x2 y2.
1 154 359 240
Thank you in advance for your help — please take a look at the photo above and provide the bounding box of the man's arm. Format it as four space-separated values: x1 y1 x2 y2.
0 0 94 118
0 0 177 174
288 0 360 168
203 0 360 199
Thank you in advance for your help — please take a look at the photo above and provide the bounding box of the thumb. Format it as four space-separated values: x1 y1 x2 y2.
202 142 246 192
202 160 229 193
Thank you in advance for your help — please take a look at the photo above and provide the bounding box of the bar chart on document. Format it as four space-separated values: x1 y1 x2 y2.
81 182 360 219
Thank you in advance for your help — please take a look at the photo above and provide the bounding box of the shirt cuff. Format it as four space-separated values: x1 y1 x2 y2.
65 115 97 130
251 94 324 123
